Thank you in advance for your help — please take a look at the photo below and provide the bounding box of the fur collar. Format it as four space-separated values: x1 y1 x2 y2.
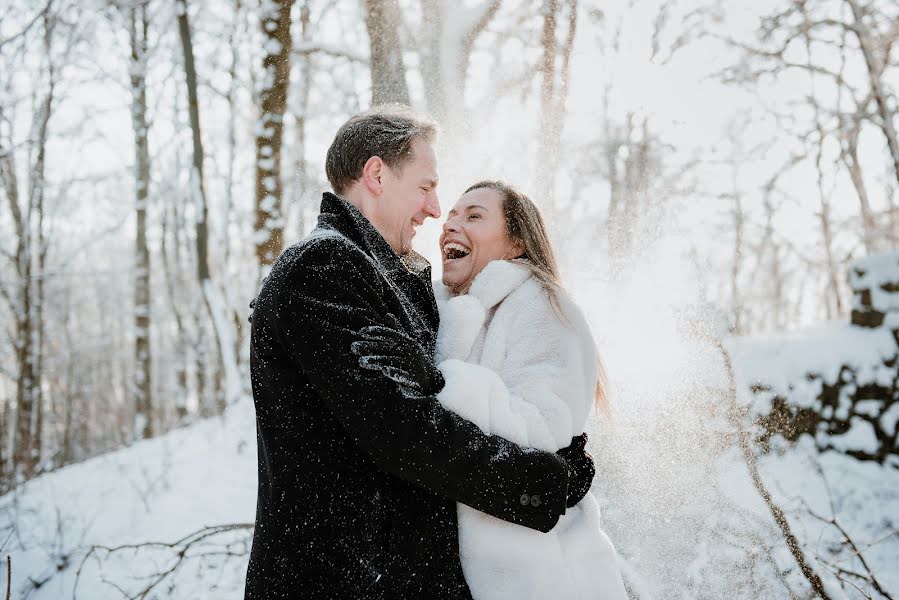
467 259 533 309
434 259 533 308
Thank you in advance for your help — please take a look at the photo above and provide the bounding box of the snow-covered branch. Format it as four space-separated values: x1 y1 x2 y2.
293 40 365 63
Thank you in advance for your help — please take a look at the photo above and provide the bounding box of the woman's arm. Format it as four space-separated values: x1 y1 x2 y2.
436 283 597 453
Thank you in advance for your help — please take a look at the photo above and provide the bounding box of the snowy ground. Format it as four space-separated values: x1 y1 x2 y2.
3 323 898 599
1 400 258 600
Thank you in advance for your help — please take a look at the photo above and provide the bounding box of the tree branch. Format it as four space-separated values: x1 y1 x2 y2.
74 524 253 600
0 0 55 50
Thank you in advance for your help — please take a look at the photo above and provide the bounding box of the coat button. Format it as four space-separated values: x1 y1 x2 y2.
520 494 530 506
530 494 542 507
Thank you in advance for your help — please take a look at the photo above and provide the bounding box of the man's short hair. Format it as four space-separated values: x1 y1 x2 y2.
325 104 438 196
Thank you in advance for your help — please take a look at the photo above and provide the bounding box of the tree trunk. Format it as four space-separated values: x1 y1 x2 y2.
537 0 559 212
841 124 877 253
536 0 576 217
847 0 899 186
177 0 243 409
364 0 410 105
130 1 153 439
8 12 57 478
731 191 744 335
294 0 312 237
254 0 293 267
805 19 843 318
223 0 241 271
177 2 210 284
160 187 189 420
416 0 501 182
1 392 8 490
30 23 55 471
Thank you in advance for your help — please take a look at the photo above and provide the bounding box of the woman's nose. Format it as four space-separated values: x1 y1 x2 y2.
442 217 459 232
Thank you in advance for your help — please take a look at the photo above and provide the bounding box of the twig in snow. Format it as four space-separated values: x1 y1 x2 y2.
801 501 894 600
713 338 833 600
73 523 253 600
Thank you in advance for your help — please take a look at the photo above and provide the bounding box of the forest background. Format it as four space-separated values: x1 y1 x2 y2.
1 0 897 597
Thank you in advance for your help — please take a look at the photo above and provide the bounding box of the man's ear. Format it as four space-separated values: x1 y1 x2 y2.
361 155 384 196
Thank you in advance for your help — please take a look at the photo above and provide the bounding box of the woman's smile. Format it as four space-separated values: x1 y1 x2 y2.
440 188 522 294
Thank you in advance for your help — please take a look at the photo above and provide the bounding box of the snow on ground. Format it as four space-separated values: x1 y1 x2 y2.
2 320 898 599
1 400 257 600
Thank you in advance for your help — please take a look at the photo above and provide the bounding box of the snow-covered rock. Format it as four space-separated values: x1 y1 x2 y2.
851 251 899 328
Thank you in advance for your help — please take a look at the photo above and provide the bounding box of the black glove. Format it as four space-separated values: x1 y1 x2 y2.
350 315 443 394
556 433 595 508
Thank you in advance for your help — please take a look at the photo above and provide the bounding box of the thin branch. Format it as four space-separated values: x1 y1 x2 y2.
714 339 834 600
74 524 253 600
803 503 895 600
0 0 55 50
292 41 365 63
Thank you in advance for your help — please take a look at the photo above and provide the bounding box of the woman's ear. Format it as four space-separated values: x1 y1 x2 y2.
361 155 384 196
506 239 526 260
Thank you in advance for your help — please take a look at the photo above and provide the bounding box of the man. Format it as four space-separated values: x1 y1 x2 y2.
245 105 595 599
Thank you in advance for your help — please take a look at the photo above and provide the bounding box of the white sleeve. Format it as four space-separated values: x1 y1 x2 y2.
495 292 597 451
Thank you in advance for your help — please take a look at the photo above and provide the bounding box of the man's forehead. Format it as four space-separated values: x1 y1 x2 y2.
412 138 437 164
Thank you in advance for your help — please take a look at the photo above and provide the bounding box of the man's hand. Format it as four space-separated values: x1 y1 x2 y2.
556 433 595 508
350 316 443 394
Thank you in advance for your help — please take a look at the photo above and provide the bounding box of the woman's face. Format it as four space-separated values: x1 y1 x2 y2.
440 187 523 293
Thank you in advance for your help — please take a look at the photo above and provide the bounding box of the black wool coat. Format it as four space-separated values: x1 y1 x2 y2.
244 193 569 600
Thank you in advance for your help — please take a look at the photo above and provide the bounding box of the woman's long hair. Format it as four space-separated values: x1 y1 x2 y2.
463 180 610 418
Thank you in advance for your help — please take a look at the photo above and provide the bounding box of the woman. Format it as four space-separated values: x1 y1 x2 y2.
433 180 628 600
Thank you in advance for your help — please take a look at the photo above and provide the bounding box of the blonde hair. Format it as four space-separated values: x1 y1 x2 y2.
463 180 611 417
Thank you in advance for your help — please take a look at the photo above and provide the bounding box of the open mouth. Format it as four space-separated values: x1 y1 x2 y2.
443 241 471 261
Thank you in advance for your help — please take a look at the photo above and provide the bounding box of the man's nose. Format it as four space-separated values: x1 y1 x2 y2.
424 192 441 219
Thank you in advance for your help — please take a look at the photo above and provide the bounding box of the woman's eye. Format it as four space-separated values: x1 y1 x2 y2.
468 213 481 220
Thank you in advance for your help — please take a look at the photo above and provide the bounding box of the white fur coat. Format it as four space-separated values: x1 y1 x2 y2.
435 260 628 600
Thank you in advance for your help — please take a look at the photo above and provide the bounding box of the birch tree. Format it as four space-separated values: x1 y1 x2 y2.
254 0 294 268
127 0 153 439
0 9 58 481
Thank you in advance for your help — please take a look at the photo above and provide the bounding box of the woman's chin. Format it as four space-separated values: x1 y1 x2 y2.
442 269 469 294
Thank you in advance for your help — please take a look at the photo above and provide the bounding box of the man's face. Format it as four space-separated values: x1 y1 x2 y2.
375 138 440 255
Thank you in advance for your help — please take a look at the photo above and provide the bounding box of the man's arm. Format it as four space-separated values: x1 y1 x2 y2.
276 237 567 532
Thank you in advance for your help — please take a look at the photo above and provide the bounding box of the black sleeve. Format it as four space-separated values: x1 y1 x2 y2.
275 237 569 532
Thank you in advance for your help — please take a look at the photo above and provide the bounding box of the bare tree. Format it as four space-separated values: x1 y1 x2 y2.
293 0 313 235
707 0 898 257
176 0 243 410
126 0 153 439
364 0 410 105
416 0 502 147
254 0 294 268
0 9 58 481
845 0 899 186
536 0 577 216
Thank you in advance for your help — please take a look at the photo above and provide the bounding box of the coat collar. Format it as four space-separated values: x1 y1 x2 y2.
434 259 533 310
316 192 432 278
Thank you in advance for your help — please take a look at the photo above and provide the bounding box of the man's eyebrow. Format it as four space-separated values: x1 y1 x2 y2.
420 177 438 188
